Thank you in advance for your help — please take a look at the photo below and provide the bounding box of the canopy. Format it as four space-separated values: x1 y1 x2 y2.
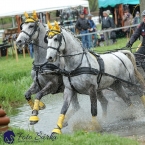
98 0 139 8
0 0 89 17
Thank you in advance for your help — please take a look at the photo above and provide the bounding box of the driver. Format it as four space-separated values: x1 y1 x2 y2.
126 10 145 55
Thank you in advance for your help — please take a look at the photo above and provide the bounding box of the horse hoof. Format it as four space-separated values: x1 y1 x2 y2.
30 121 38 125
52 128 62 134
49 132 58 140
39 101 46 110
29 116 39 125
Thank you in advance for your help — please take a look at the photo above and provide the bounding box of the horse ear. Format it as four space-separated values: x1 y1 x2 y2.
47 21 52 29
24 12 29 18
32 10 38 20
54 21 60 31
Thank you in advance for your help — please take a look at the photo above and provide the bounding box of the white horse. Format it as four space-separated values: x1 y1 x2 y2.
45 23 145 137
16 12 80 125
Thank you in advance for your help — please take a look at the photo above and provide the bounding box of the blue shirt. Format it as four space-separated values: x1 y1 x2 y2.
88 19 96 29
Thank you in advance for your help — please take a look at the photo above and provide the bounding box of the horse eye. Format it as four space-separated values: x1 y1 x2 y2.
29 25 34 28
54 38 58 41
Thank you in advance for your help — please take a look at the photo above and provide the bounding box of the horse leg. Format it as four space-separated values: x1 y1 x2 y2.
124 83 145 108
63 92 80 127
50 88 74 138
97 91 108 118
25 82 45 110
29 81 53 125
110 81 132 107
89 85 101 131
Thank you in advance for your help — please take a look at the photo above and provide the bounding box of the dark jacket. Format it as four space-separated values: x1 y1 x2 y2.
129 22 145 46
75 18 90 31
101 16 114 29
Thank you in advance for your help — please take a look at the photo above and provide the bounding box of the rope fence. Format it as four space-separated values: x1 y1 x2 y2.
75 24 139 37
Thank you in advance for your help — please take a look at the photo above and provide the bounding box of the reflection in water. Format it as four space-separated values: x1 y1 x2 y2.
10 90 145 136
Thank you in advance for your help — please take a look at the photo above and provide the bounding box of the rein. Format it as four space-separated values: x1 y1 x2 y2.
21 21 40 43
20 22 62 90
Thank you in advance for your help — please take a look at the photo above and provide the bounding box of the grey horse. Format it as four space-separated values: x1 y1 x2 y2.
46 23 145 137
16 12 80 125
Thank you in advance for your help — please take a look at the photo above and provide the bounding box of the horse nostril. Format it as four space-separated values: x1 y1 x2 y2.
49 57 52 60
17 40 22 43
16 40 22 46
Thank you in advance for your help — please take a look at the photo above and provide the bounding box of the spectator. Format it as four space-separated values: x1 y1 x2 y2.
75 12 90 49
106 10 113 18
87 13 97 48
106 10 117 44
28 42 33 58
126 10 145 70
132 11 140 32
101 11 114 46
122 9 133 39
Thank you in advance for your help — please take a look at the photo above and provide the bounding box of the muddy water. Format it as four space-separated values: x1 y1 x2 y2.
10 90 145 136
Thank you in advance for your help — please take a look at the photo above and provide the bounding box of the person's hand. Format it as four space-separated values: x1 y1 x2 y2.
90 28 93 31
126 42 132 48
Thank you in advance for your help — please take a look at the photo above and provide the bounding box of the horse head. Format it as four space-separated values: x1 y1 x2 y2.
16 11 44 48
46 21 65 62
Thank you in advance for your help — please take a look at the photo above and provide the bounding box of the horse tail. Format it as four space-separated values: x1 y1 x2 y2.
119 50 145 88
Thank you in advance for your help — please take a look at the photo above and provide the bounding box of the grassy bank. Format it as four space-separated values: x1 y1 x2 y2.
93 37 141 53
0 54 32 114
0 128 139 145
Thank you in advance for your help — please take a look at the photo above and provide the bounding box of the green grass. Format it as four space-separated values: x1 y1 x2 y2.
0 54 33 114
0 128 139 145
93 38 141 54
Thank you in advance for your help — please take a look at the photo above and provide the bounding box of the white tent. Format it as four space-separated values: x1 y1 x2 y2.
0 0 89 17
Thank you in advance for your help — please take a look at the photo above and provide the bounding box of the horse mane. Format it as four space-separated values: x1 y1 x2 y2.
61 26 83 48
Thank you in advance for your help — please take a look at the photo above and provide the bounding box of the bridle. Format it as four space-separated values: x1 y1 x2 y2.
47 28 90 69
20 19 40 44
47 30 66 53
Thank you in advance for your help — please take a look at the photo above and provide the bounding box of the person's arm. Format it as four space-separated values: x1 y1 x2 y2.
126 24 141 47
129 25 141 44
109 17 115 28
75 19 81 31
92 20 96 29
87 20 91 29
101 18 103 30
122 15 127 21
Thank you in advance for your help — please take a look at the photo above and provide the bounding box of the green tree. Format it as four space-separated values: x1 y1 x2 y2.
89 0 98 12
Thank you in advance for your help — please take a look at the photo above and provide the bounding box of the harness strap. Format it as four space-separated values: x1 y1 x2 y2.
68 76 80 94
61 67 139 89
62 67 99 77
97 57 104 86
89 51 105 87
36 70 42 90
103 72 139 87
111 53 132 82
33 62 61 90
